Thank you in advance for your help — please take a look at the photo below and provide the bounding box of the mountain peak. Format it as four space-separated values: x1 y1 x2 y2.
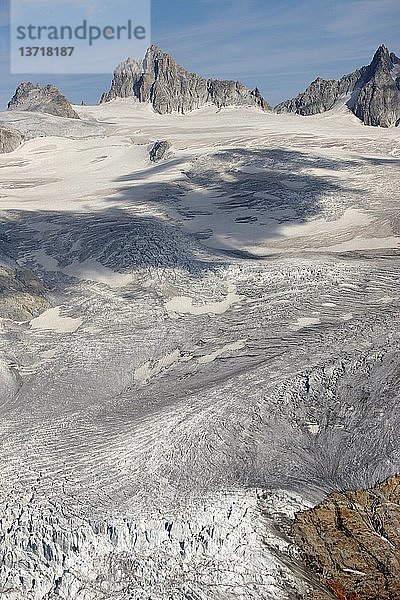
376 43 389 54
370 44 391 70
8 82 79 119
276 44 400 127
353 45 400 127
145 44 164 57
101 46 271 114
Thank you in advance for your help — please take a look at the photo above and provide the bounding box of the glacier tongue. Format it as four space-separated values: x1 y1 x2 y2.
0 488 309 600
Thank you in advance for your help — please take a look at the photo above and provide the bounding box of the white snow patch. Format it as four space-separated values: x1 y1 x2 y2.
198 339 247 364
32 251 60 272
30 307 83 333
306 423 320 435
63 260 135 288
318 236 400 252
305 167 348 178
278 208 371 238
134 349 183 383
166 286 241 316
40 348 59 360
290 317 321 331
342 313 353 321
343 568 367 576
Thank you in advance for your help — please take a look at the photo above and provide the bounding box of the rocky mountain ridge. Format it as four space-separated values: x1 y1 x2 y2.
6 45 399 127
8 83 80 119
276 45 400 127
101 45 271 114
353 45 400 127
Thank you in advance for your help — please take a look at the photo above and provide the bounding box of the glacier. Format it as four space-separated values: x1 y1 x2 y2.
0 100 399 598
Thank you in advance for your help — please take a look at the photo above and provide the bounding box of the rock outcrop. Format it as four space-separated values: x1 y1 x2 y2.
101 45 271 114
100 58 143 103
149 140 171 162
275 68 366 116
0 127 22 153
8 82 80 119
0 262 50 321
353 45 400 127
276 45 400 127
293 474 400 599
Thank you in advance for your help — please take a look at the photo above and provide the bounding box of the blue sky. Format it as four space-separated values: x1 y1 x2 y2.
1 0 400 109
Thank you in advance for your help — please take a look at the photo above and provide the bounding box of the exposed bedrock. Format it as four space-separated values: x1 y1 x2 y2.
275 69 366 116
294 475 400 600
8 82 80 119
276 45 400 127
353 45 400 127
0 127 23 153
149 140 171 162
101 45 271 114
0 262 50 321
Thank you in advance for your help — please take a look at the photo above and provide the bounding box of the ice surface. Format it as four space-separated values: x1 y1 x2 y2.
0 100 399 598
30 306 83 333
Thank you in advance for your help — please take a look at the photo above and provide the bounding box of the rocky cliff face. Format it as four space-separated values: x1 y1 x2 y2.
101 45 271 114
391 51 400 88
353 45 400 127
8 83 80 119
100 58 143 103
0 127 22 153
293 474 400 600
275 68 366 116
0 261 50 321
276 45 400 127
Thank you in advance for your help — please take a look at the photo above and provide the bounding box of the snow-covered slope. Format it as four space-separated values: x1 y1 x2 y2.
0 101 399 599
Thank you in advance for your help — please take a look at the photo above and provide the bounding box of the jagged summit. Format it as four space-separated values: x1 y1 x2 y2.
100 45 271 114
8 82 80 119
353 45 400 127
276 44 400 127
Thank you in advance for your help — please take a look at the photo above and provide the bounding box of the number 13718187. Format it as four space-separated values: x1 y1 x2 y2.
19 47 75 56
